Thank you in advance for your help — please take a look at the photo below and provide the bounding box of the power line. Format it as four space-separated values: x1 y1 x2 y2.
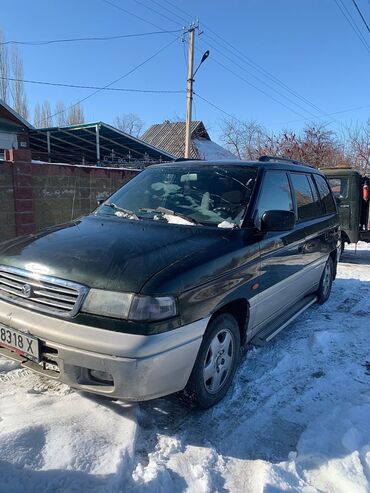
102 0 167 32
48 36 180 121
182 37 188 69
0 29 181 46
272 103 370 125
157 0 327 118
202 32 324 116
334 0 370 54
0 76 184 94
351 0 370 33
195 90 370 126
119 0 317 119
206 56 308 119
103 0 331 121
194 92 237 120
131 0 181 27
160 0 326 116
151 0 189 24
197 36 320 119
161 0 195 23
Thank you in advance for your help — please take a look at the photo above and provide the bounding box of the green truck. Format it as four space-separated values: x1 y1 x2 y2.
322 168 370 251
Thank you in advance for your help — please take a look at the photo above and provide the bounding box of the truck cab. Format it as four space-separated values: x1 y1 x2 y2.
322 168 370 250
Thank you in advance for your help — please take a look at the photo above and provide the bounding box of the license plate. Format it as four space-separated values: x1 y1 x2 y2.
0 324 40 362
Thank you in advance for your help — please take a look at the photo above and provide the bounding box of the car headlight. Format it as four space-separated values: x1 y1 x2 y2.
82 289 177 321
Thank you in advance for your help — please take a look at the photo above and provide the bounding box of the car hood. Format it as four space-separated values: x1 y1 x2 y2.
0 215 230 293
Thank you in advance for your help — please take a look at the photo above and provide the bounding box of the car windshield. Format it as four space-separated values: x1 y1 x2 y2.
94 165 257 227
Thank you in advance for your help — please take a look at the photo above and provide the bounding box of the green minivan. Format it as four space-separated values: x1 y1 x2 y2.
0 157 340 408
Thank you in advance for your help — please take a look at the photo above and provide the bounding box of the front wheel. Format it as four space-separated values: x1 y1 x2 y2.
317 256 334 304
182 313 241 409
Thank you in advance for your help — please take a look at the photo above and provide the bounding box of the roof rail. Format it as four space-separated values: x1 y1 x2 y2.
258 155 315 168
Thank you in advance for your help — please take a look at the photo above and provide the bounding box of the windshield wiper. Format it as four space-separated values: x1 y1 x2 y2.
103 202 139 220
139 207 200 225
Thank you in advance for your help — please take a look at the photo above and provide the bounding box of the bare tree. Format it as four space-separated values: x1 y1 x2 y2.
11 46 28 119
113 113 144 137
219 118 244 159
66 103 84 125
263 130 299 159
33 100 84 127
33 102 41 127
0 30 9 103
54 101 67 126
346 121 370 174
299 123 337 167
40 100 53 127
219 118 349 168
220 118 267 159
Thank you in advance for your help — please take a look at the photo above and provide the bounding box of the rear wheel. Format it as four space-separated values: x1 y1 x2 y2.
182 313 241 409
317 256 334 304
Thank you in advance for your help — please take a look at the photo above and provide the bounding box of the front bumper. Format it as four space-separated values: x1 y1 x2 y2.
0 299 208 401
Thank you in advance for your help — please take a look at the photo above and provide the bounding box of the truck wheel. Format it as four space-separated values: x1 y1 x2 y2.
182 313 241 409
317 257 334 304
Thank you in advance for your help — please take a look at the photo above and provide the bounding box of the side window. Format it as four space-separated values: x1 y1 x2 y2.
314 174 336 214
328 177 349 199
308 174 323 213
290 173 322 220
257 171 293 219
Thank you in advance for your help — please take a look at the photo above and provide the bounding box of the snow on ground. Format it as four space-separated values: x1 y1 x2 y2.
0 243 369 493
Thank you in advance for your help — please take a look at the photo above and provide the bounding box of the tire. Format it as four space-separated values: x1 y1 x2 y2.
317 256 334 304
182 313 241 409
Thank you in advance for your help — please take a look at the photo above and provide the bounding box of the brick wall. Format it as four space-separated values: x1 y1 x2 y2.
0 161 16 239
0 160 139 241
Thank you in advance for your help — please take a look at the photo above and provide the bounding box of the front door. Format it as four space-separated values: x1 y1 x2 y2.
250 170 311 335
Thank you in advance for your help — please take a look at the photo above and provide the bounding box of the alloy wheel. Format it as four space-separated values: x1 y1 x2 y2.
203 328 235 394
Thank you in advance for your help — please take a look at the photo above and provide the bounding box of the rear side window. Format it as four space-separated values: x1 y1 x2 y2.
290 173 322 220
314 174 336 213
257 171 293 218
328 177 349 199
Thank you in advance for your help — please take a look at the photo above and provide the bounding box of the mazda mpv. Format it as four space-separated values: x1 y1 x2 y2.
0 156 340 408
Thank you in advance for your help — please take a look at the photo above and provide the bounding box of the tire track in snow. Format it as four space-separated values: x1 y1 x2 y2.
132 244 370 491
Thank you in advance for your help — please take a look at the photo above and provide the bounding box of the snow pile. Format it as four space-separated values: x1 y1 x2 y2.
193 138 238 161
0 369 136 493
0 243 369 492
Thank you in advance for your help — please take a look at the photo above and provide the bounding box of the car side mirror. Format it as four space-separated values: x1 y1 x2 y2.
97 198 105 206
261 210 295 232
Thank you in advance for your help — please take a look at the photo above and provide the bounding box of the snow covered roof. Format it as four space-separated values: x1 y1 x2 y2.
193 137 238 161
141 120 237 160
141 121 208 159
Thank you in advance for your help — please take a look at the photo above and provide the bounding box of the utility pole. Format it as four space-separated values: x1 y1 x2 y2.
184 22 197 159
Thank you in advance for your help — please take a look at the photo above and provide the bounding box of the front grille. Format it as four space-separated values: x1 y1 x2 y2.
0 265 88 317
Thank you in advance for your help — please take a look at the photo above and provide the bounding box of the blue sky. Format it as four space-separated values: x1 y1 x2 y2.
1 0 370 141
